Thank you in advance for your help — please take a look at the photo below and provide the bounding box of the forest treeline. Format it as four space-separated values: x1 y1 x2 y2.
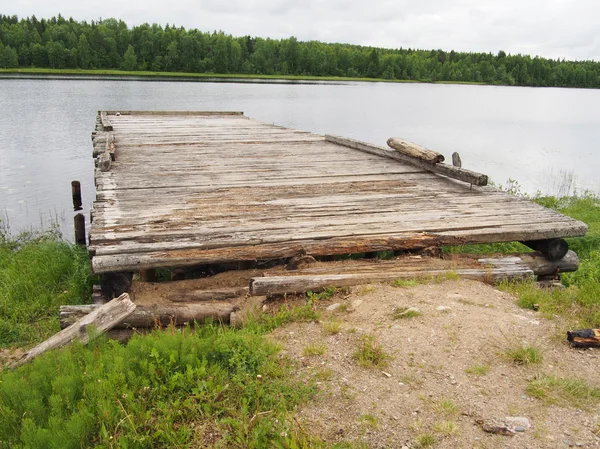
1 14 599 88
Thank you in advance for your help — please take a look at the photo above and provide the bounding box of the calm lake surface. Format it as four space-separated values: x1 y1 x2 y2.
1 77 599 238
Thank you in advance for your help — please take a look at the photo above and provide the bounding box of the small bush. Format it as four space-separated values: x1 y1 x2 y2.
431 397 458 416
323 320 342 335
433 420 458 435
505 344 543 366
303 343 327 356
353 335 390 368
415 433 436 448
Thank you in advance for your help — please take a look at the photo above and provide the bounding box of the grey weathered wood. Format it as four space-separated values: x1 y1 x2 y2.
59 302 237 329
250 266 533 296
12 294 135 368
97 152 111 172
103 110 244 116
387 137 445 163
326 135 488 186
100 111 113 131
452 152 462 168
478 250 579 276
86 112 587 274
166 287 248 302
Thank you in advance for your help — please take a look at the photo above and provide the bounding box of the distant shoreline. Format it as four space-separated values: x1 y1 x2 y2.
0 68 488 86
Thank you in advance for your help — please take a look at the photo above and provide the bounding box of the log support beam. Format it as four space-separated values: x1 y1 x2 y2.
521 238 569 261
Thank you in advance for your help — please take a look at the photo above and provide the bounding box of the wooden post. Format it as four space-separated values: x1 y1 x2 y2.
71 180 82 210
452 152 462 168
74 213 86 246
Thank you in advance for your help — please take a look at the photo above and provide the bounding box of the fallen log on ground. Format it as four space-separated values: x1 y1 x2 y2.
12 293 135 369
477 250 579 276
250 266 533 296
567 329 600 348
386 137 445 163
60 302 237 329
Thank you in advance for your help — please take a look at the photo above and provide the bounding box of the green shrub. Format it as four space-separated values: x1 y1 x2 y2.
0 231 93 347
0 325 316 448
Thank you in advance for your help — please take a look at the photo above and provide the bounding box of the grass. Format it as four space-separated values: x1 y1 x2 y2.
444 192 600 328
0 227 94 347
430 397 459 416
465 364 490 376
414 433 436 448
306 287 337 302
526 375 600 409
433 420 459 435
505 344 543 366
0 302 354 448
0 67 489 87
391 279 421 288
391 306 421 319
303 343 327 356
0 324 318 448
358 414 378 428
0 223 347 447
353 334 390 368
323 320 342 335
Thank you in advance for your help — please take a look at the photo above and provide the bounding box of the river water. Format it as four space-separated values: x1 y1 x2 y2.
1 77 599 238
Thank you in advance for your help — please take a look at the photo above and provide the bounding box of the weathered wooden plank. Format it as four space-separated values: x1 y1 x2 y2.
249 266 534 296
104 110 244 116
100 111 113 131
89 208 584 246
326 135 488 186
12 294 135 368
91 233 443 273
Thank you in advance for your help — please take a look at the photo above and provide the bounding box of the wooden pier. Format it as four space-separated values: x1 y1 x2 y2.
89 111 586 275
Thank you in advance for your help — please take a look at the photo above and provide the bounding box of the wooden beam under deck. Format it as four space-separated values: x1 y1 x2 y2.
89 111 587 274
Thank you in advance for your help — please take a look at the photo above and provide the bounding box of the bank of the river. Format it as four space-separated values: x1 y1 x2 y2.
0 193 598 447
0 67 488 86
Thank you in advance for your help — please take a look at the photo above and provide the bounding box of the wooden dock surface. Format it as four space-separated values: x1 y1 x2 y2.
89 111 587 274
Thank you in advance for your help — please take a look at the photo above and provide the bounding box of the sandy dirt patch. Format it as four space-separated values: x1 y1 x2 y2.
269 280 600 448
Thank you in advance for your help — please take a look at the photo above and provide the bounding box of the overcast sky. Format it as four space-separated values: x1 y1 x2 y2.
5 0 599 61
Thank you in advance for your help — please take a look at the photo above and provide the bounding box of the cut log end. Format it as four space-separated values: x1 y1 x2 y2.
522 238 569 261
